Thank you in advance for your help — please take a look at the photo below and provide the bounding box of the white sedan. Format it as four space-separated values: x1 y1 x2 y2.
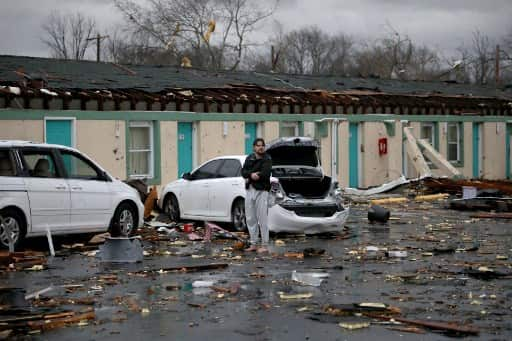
158 137 349 234
0 140 144 249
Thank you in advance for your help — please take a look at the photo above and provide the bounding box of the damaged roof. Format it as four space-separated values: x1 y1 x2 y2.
0 55 511 112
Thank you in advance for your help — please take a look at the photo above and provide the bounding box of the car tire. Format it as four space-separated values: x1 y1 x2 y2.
0 208 26 250
164 194 180 222
231 199 247 232
110 202 138 237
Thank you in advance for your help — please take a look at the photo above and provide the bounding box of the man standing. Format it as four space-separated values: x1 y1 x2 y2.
241 138 272 253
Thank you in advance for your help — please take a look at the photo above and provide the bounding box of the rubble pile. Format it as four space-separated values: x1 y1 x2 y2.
0 179 511 339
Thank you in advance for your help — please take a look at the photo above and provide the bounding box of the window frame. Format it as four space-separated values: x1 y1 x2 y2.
446 122 464 166
279 121 304 137
217 159 242 178
191 159 224 180
57 149 109 181
420 122 437 149
18 147 63 179
128 121 155 180
0 148 19 177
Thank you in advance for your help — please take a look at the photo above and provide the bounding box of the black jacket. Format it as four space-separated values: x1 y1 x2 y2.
241 153 272 191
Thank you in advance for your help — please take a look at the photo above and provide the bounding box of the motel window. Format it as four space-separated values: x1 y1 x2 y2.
280 122 301 137
420 122 437 149
447 122 462 164
129 121 154 179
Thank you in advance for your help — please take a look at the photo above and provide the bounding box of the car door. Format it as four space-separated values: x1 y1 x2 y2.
18 148 71 232
208 159 244 217
58 149 113 230
178 159 223 217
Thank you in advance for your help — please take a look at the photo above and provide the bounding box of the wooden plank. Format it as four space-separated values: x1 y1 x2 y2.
403 128 431 178
416 138 461 177
470 212 512 219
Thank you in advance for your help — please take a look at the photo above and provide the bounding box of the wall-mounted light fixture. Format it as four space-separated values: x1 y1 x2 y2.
223 121 228 136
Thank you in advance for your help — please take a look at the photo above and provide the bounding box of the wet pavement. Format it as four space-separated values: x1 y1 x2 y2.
2 200 512 340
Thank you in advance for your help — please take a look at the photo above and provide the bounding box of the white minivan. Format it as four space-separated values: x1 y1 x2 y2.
0 141 144 249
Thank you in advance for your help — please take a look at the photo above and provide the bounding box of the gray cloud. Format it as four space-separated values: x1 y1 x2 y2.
0 0 510 59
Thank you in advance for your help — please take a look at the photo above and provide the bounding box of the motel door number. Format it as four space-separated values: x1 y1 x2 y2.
179 134 185 141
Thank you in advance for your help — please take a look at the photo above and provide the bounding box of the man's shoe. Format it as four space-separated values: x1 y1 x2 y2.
245 245 258 252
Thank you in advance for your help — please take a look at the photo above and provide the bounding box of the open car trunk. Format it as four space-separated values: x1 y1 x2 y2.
277 175 332 199
267 137 331 199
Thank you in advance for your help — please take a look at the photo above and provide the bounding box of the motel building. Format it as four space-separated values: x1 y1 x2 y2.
1 55 512 190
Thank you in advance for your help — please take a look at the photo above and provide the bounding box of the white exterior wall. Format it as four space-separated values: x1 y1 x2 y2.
76 120 126 179
482 122 507 179
338 121 350 187
197 121 245 164
0 120 43 142
160 121 178 188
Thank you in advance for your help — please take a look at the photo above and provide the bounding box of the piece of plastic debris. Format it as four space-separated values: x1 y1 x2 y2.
25 286 54 300
292 271 330 286
386 251 408 258
496 255 508 260
26 265 44 271
192 280 215 288
357 302 388 309
141 308 150 316
339 322 370 330
275 240 286 246
279 292 313 300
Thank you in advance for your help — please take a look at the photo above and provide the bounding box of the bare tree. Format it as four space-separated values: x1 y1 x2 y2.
41 11 96 60
353 25 440 81
276 26 354 75
113 0 277 70
470 30 494 85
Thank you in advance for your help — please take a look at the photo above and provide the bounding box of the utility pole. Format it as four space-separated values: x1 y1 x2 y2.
495 44 500 86
86 33 109 62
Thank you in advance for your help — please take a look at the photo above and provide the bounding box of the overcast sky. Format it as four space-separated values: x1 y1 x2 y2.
1 0 510 61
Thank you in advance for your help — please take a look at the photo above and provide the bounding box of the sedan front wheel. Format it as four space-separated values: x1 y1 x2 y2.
164 194 180 222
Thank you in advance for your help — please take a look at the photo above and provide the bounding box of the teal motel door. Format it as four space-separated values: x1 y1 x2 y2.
472 122 482 178
245 122 257 155
349 122 359 188
45 119 73 147
178 122 193 177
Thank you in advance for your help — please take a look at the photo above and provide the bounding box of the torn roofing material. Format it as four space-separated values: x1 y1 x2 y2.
0 55 511 112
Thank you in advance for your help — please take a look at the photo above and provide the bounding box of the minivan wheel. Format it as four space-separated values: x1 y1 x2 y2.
164 194 180 222
232 199 247 232
0 208 26 250
110 202 137 237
